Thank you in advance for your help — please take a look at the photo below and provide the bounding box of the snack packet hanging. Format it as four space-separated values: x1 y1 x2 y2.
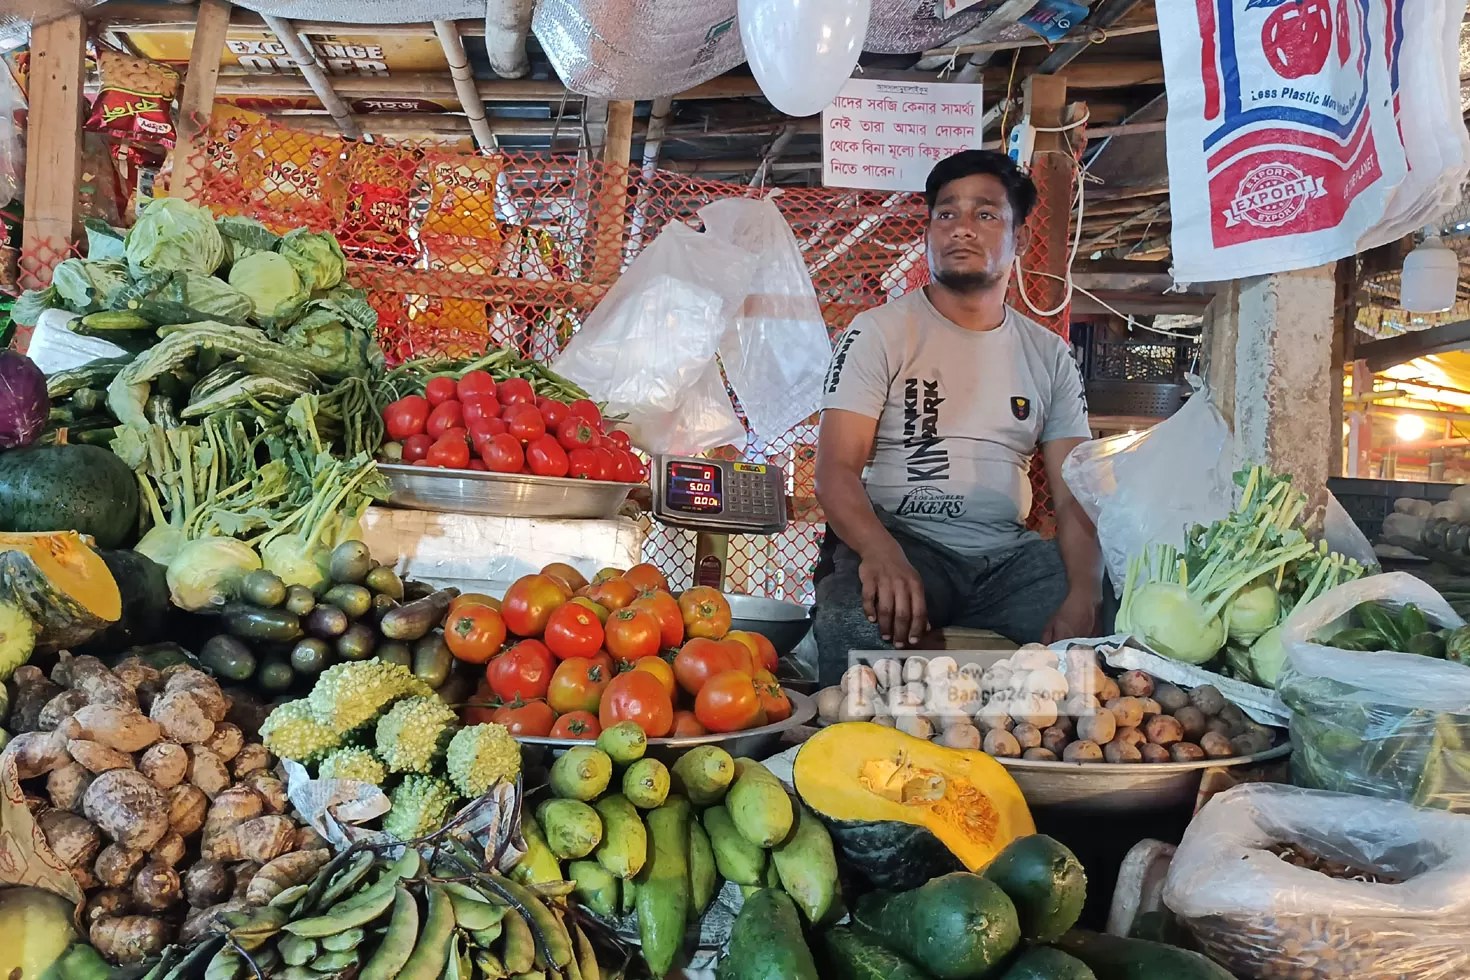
405 294 490 359
337 142 421 264
239 121 347 228
421 154 503 275
85 51 179 146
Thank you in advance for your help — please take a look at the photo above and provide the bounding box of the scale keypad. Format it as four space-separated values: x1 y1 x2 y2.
730 468 782 520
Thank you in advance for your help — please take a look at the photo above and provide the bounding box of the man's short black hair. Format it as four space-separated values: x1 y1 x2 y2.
924 149 1037 227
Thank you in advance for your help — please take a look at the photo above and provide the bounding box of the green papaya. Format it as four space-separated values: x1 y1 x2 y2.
636 796 691 978
770 803 840 925
726 758 792 847
702 805 766 885
716 889 819 980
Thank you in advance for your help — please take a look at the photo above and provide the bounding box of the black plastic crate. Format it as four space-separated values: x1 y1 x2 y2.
1327 477 1456 541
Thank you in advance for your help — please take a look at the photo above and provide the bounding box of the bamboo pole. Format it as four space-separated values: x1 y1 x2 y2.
261 14 361 139
433 20 496 150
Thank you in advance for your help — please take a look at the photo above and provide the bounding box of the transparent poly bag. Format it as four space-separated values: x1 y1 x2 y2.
1062 385 1235 595
1163 783 1470 980
553 222 756 455
699 198 830 444
1277 572 1470 812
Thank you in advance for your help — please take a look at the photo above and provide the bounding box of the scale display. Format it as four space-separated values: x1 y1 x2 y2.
651 455 789 534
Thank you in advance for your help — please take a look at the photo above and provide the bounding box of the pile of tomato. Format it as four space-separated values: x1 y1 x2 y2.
443 562 791 741
380 371 648 482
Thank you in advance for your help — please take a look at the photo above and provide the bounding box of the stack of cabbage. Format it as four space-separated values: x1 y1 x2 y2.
1116 465 1369 685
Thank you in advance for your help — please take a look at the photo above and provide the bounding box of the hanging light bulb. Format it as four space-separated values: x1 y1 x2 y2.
1401 226 1459 313
1395 414 1427 441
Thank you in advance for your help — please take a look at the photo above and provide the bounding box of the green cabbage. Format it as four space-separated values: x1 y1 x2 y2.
178 272 254 323
49 259 99 313
217 215 281 269
125 198 226 276
84 260 132 308
166 536 261 610
9 289 57 327
277 228 346 292
84 218 126 262
228 251 306 324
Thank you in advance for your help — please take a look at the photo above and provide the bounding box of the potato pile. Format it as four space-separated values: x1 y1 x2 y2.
814 645 1278 765
0 654 325 965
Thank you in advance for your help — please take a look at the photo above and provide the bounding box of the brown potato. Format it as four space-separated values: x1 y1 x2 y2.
1172 706 1208 741
1205 717 1233 738
1144 714 1185 746
1139 743 1172 763
1113 726 1147 750
1117 670 1155 698
1231 729 1273 756
1105 696 1144 730
1137 697 1162 718
1170 742 1207 763
1061 695 1096 720
1040 725 1071 755
1200 731 1236 758
1098 678 1121 704
1011 723 1042 750
1102 739 1143 763
1076 707 1117 745
1188 685 1227 717
1153 681 1189 713
1021 747 1058 762
1062 740 1104 762
1217 702 1249 736
983 728 1022 758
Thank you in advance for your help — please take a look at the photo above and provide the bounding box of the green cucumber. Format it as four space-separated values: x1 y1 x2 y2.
223 603 303 643
821 927 932 980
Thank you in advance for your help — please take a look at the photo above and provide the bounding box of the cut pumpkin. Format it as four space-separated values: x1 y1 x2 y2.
0 532 121 650
793 722 1034 891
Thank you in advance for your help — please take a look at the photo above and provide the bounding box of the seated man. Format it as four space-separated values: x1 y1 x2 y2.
811 149 1101 684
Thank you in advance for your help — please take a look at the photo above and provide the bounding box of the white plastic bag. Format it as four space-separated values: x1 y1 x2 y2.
699 198 829 444
1062 386 1235 595
1278 572 1470 811
553 223 755 455
1323 492 1377 569
1164 783 1470 980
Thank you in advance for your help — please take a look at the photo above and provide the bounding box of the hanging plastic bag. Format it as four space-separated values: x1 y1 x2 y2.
1277 572 1470 811
1062 384 1235 595
0 67 19 207
553 222 756 455
699 198 830 444
1323 492 1378 570
1163 783 1470 980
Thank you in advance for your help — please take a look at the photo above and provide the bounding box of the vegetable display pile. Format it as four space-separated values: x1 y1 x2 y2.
1318 600 1459 659
376 361 645 482
813 647 1278 766
0 654 321 966
1115 465 1367 684
460 564 788 740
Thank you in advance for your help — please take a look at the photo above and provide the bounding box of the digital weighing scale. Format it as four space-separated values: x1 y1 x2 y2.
649 455 789 589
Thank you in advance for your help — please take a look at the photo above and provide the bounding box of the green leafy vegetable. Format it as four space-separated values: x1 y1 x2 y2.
10 289 57 328
84 218 127 262
216 215 281 268
177 271 254 323
50 259 99 313
228 251 305 324
277 227 346 292
125 198 226 276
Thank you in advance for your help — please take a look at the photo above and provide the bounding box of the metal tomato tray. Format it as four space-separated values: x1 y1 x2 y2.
378 463 641 520
516 689 816 762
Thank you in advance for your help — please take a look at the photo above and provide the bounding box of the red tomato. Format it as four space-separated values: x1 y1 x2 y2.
504 404 547 444
547 657 612 715
445 602 507 664
526 435 570 478
633 459 650 483
589 649 617 681
501 574 568 636
550 711 601 740
544 602 605 660
670 710 707 738
556 416 600 452
468 459 487 471
384 396 429 440
426 435 470 469
611 450 638 483
1262 0 1332 78
494 699 557 737
591 448 617 482
401 432 433 463
694 670 762 733
568 399 602 425
425 376 458 406
586 577 637 612
498 377 535 406
679 587 732 640
412 459 430 466
673 637 736 697
440 426 468 445
719 639 756 678
605 608 661 664
482 433 524 473
457 370 497 401
630 591 683 649
567 448 598 480
632 656 676 699
461 395 501 427
485 639 556 702
598 670 673 737
606 429 631 451
753 669 792 723
622 563 669 595
426 400 464 439
537 397 570 429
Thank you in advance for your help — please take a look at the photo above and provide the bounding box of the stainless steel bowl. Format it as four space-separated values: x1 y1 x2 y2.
996 744 1291 813
379 464 640 520
726 593 811 657
516 689 815 762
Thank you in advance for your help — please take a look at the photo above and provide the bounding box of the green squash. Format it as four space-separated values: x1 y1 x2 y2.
76 550 169 655
1053 931 1236 980
0 444 139 549
998 947 1096 980
0 532 121 650
852 873 1021 980
983 835 1088 943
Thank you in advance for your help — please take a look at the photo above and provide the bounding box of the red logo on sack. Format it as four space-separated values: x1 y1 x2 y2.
1225 162 1327 228
1259 0 1333 79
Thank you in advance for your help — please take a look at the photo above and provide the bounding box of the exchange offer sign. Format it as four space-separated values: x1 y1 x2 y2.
821 78 984 192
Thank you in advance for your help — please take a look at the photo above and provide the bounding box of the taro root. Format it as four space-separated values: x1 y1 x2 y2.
201 723 244 763
138 743 188 789
153 831 187 868
5 730 71 778
46 761 94 812
67 739 135 774
38 690 90 731
10 666 64 732
167 784 209 838
95 844 144 888
149 691 215 745
64 704 162 753
162 670 229 723
231 744 272 778
90 915 170 965
187 746 231 798
65 657 137 709
37 809 101 871
84 889 130 927
132 860 182 910
83 770 169 850
183 860 232 909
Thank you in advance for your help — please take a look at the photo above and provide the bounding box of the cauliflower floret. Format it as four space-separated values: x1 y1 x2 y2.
260 699 342 764
317 746 387 785
382 775 461 841
375 696 458 774
306 661 433 734
445 723 521 799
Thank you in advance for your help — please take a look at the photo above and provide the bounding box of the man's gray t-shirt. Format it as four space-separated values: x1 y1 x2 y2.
822 289 1091 556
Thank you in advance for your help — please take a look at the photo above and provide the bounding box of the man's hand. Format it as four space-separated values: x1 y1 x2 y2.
1043 588 1100 644
859 541 929 648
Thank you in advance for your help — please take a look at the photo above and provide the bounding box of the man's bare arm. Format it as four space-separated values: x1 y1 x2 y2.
1040 436 1102 642
815 409 929 646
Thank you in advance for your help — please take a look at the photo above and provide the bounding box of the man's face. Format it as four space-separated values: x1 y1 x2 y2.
925 173 1029 293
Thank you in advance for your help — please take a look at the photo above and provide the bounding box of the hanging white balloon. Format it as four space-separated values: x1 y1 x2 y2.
737 0 872 118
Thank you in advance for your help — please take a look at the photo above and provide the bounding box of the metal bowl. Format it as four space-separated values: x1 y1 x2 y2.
996 743 1291 813
379 463 640 520
726 593 811 657
516 689 815 762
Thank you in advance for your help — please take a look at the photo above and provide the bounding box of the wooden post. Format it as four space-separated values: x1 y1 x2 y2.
591 100 635 283
171 0 232 203
1017 75 1076 322
21 14 85 280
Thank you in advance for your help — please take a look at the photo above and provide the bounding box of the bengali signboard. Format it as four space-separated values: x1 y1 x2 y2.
821 78 983 192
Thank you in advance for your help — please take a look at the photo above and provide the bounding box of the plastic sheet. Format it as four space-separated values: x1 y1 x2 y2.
1062 386 1236 596
1277 572 1470 811
1164 783 1470 980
